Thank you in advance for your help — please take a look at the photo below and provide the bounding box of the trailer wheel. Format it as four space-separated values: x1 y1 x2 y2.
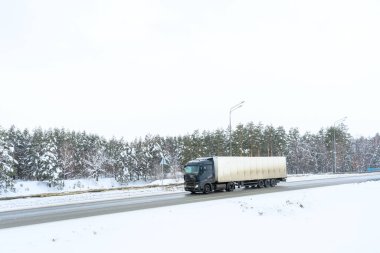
257 180 264 188
270 179 277 187
264 179 270 187
203 184 211 194
226 182 235 192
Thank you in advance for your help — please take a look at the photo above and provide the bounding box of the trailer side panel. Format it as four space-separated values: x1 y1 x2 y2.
214 156 286 183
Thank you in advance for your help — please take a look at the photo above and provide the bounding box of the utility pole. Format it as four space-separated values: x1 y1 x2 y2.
229 101 245 156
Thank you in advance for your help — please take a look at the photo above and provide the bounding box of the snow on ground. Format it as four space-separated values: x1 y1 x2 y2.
1 180 379 253
285 173 369 182
0 177 183 198
0 173 374 212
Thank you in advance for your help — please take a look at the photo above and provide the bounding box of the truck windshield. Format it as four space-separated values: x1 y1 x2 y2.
184 165 199 174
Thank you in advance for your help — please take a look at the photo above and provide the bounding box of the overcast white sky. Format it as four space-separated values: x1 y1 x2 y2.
1 0 379 140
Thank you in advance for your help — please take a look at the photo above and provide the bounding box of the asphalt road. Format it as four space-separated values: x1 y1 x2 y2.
1 173 380 229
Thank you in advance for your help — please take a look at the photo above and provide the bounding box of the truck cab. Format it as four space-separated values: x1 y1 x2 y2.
183 157 215 193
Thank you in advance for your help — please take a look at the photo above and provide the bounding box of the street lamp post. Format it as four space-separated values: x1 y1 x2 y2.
229 101 245 156
333 116 347 174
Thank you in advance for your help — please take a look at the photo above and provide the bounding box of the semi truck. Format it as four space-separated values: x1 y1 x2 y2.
184 156 287 194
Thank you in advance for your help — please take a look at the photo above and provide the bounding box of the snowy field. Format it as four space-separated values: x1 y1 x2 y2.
1 180 379 253
0 173 374 212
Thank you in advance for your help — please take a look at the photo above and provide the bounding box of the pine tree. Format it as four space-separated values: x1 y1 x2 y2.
85 135 106 181
245 122 265 156
300 132 318 173
286 128 302 174
181 130 204 164
368 134 380 170
212 129 228 156
59 131 75 181
5 126 21 179
26 128 44 180
274 126 287 156
141 135 161 180
15 129 31 180
264 125 276 157
201 130 214 157
232 123 246 156
40 130 62 187
105 138 129 182
325 123 351 173
116 140 132 183
160 136 183 179
0 128 16 191
312 129 329 173
131 135 161 181
73 131 91 178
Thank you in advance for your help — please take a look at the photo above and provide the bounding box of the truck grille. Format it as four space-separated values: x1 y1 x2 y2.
184 175 196 187
185 181 195 187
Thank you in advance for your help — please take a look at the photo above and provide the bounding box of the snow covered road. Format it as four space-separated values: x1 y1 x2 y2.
1 173 379 229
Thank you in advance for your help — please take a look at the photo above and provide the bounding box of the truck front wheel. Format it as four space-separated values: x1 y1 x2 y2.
203 184 211 194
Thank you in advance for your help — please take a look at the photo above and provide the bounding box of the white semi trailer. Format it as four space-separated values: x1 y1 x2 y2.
184 156 287 194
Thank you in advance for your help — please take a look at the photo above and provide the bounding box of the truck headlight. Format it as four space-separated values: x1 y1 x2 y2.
195 185 199 188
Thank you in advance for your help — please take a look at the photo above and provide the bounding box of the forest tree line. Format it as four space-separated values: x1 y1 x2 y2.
1 123 380 191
